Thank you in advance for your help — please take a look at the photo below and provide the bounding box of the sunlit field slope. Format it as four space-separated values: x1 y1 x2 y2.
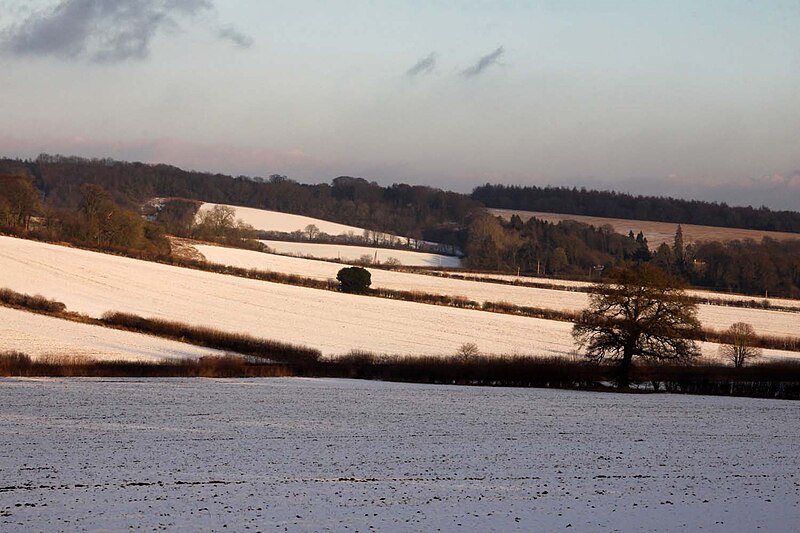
261 240 462 268
490 208 800 247
193 243 800 339
0 307 226 361
0 237 572 357
200 203 387 237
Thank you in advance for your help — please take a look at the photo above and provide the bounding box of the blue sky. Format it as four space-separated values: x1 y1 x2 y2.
1 1 798 208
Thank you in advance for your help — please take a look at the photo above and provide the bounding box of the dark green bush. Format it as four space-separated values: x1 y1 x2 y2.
337 266 371 294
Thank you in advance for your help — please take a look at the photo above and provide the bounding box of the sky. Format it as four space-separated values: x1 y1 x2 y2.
0 0 799 209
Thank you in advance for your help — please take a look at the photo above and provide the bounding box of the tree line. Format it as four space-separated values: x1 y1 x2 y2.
0 155 476 248
463 213 800 298
472 183 800 233
0 174 169 257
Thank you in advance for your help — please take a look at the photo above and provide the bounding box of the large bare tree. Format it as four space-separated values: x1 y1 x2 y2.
572 264 701 388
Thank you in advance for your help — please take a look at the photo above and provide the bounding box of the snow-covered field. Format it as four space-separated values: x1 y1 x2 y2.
194 243 800 339
437 271 800 310
1 237 797 361
199 202 369 236
0 237 572 357
0 307 226 361
261 239 463 268
0 378 797 532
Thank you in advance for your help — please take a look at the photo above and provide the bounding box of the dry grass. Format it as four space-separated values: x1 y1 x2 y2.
490 208 800 246
0 352 293 378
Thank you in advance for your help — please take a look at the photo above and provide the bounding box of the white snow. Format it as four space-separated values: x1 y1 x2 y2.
200 202 392 237
0 378 797 531
441 271 800 310
0 307 226 361
0 236 573 357
260 239 463 268
194 243 800 339
2 237 798 361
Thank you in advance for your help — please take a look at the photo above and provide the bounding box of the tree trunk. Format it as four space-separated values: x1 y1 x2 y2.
617 345 634 389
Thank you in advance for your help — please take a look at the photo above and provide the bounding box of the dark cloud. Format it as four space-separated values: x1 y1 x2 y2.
0 0 251 62
218 24 253 49
406 52 437 77
462 46 504 77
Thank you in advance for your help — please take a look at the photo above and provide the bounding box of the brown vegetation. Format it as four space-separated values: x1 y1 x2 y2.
100 312 321 364
491 209 800 247
3 350 799 399
0 288 67 313
0 352 293 378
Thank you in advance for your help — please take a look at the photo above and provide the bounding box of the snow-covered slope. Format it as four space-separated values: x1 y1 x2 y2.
2 237 797 360
199 203 382 237
0 307 226 361
261 240 462 268
0 237 571 357
193 243 800 339
452 271 800 310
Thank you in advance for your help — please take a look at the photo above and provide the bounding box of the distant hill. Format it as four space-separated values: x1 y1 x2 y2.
472 184 800 234
2 153 800 297
0 154 476 248
490 209 800 247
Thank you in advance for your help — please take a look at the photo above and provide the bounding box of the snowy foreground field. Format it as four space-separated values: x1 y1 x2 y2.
0 378 797 532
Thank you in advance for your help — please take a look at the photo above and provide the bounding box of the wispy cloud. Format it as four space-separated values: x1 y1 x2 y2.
406 52 437 77
462 46 504 77
217 24 253 49
0 0 252 63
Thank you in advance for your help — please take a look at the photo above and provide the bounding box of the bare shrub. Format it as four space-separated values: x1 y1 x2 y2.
0 288 67 313
197 355 248 378
456 342 480 360
718 322 762 368
0 351 32 375
337 350 379 365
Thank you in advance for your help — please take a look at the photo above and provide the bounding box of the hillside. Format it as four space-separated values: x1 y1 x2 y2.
0 236 572 357
473 184 800 233
190 242 800 339
0 306 225 362
3 154 800 296
490 208 800 247
4 236 798 361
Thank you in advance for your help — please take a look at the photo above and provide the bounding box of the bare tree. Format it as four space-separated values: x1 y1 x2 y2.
572 264 701 388
456 342 480 360
719 322 762 368
304 224 320 240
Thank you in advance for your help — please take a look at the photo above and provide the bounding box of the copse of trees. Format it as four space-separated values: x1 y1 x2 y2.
0 175 169 257
0 175 42 230
464 212 640 276
472 183 800 233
